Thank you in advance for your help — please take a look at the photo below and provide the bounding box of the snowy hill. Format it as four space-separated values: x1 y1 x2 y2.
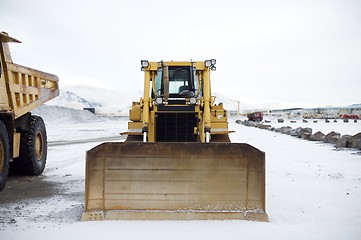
45 84 284 115
46 85 142 116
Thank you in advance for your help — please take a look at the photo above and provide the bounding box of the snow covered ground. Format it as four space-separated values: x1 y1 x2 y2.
1 108 361 239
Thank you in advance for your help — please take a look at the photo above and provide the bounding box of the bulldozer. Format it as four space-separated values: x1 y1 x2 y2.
81 60 268 221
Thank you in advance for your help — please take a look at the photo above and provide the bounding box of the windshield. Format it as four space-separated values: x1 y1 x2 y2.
155 66 198 98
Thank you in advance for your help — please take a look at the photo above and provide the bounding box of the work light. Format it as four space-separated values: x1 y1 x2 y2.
141 60 149 68
155 97 163 105
205 60 212 67
190 97 197 104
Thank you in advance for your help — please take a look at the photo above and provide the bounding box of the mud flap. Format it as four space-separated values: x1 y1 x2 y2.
82 142 268 221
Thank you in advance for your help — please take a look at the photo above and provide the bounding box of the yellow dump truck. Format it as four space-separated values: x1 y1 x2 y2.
82 60 268 221
0 32 59 190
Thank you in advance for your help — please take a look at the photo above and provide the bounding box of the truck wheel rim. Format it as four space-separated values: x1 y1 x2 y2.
35 131 44 161
0 141 4 171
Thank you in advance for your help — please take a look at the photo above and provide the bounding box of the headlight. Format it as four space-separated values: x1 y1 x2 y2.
155 97 163 105
141 60 149 68
189 97 197 104
205 60 212 67
205 59 216 68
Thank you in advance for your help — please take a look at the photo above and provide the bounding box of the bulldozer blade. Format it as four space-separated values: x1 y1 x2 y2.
81 142 268 221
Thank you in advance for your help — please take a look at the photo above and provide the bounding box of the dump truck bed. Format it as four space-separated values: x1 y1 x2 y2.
82 142 268 221
0 63 59 118
0 32 59 118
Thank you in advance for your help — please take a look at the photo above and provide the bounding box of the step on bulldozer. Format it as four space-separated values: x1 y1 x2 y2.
82 60 268 221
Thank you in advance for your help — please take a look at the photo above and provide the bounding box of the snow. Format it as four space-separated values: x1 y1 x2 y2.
1 86 361 240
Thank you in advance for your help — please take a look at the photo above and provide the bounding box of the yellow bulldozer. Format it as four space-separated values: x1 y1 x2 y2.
81 60 268 221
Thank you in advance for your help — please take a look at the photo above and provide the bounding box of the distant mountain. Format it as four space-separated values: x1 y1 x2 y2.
46 84 142 115
46 84 286 115
347 103 361 108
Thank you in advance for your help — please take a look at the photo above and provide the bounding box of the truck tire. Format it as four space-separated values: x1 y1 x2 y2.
0 121 10 191
15 116 47 176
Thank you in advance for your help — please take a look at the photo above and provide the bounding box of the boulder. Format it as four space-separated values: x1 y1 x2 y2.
274 128 282 133
299 128 312 139
310 131 325 141
242 120 255 127
289 127 312 139
280 126 292 135
329 135 341 145
335 135 352 148
324 131 341 143
258 124 271 130
347 132 361 150
291 127 302 137
351 139 361 150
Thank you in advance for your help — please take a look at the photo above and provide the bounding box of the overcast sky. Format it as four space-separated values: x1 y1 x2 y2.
1 0 360 108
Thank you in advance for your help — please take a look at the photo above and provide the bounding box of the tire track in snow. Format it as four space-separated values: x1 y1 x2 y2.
48 135 126 146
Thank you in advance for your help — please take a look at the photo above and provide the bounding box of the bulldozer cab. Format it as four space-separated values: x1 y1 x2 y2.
154 65 197 99
135 60 222 143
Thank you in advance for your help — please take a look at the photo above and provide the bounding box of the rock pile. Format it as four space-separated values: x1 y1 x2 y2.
238 120 361 150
